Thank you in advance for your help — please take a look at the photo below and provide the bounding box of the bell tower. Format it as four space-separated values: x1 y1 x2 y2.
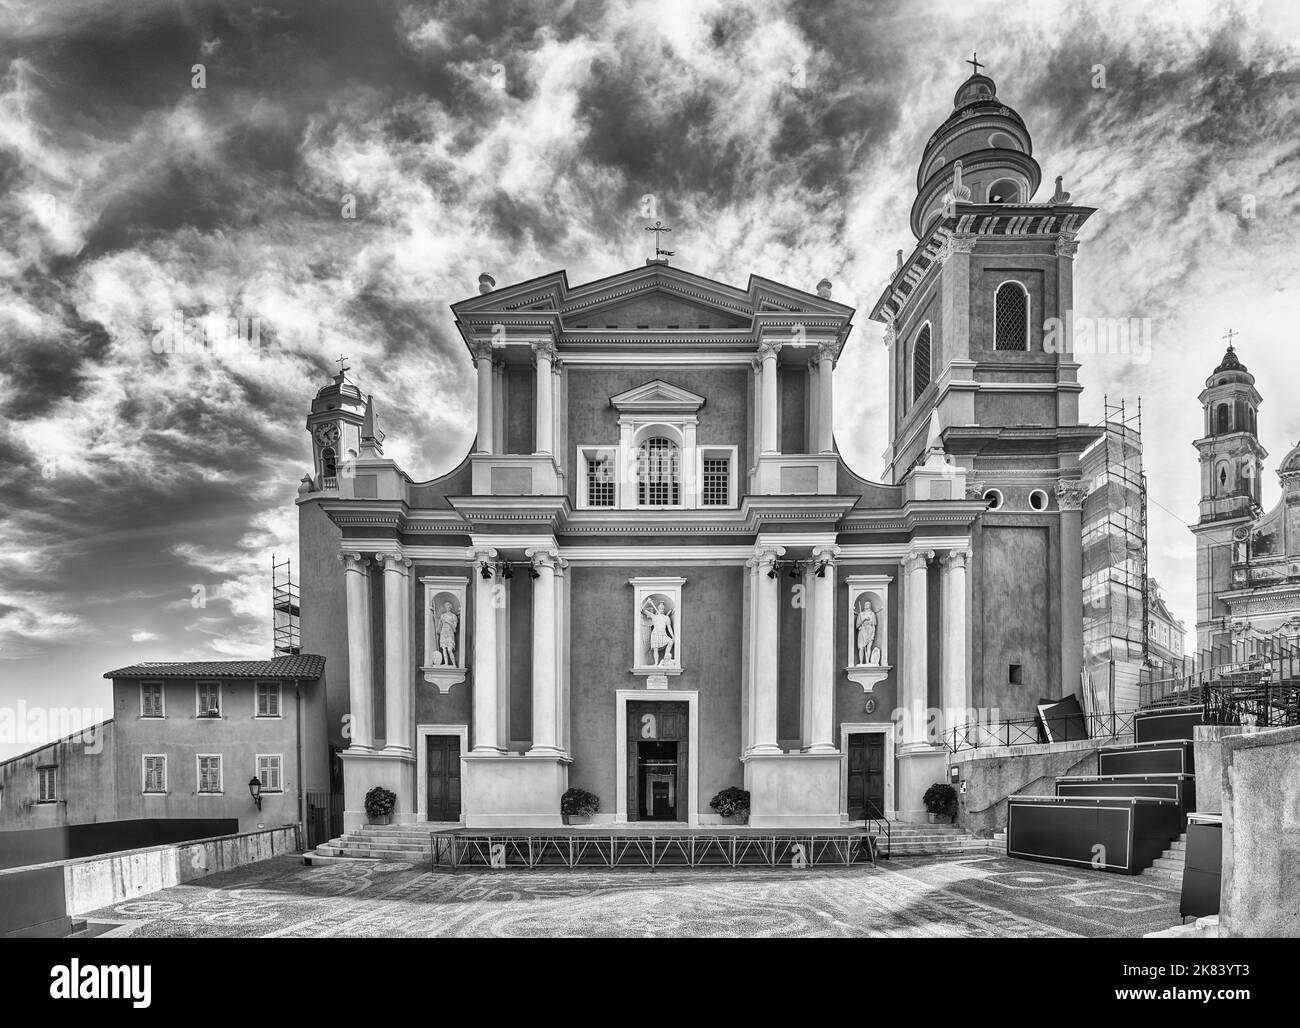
1191 341 1266 650
870 58 1104 714
305 358 368 489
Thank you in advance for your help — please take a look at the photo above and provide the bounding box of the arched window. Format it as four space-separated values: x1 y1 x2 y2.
1215 404 1230 435
994 282 1029 351
988 179 1021 203
637 437 680 506
321 447 337 478
912 324 932 402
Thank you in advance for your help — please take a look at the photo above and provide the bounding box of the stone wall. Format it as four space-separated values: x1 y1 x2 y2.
1219 724 1300 938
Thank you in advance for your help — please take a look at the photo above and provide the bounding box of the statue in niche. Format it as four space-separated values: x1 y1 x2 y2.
436 600 459 667
640 597 676 666
856 596 880 666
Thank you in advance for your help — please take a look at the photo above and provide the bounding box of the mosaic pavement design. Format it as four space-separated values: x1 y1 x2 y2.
87 853 1182 938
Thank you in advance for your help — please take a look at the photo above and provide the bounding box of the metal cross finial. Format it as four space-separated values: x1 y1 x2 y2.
646 220 675 260
966 51 983 75
1222 329 1238 349
335 353 350 373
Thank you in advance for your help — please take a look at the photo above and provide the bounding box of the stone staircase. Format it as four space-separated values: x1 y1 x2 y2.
1140 832 1187 889
305 822 1004 865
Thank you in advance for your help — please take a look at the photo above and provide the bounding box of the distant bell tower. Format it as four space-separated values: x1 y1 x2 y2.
305 357 368 489
1191 340 1266 651
870 58 1103 714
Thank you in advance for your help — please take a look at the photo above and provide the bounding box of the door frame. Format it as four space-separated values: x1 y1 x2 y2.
839 722 894 823
416 724 469 824
616 690 698 825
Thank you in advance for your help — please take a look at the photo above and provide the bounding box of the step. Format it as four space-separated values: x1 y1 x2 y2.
1151 855 1186 872
1141 865 1184 882
303 850 380 866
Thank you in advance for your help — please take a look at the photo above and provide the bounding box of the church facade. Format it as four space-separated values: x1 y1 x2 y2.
296 67 1100 830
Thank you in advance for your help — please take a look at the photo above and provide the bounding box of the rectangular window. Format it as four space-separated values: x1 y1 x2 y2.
143 755 167 793
197 682 221 718
141 681 164 718
702 457 730 506
257 754 283 793
37 766 57 803
256 681 281 718
198 755 222 794
585 451 616 507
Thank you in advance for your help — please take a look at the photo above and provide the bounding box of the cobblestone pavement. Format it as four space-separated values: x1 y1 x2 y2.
87 852 1182 938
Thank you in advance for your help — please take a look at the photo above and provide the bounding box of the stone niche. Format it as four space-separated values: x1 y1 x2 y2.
845 574 893 692
420 575 467 693
629 576 685 688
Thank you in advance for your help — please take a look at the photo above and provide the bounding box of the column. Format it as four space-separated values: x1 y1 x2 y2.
379 554 413 755
341 552 374 751
807 543 840 752
748 545 784 754
940 549 971 734
533 340 555 455
469 545 503 753
527 546 563 756
816 343 835 453
471 340 494 454
900 549 934 748
759 340 780 454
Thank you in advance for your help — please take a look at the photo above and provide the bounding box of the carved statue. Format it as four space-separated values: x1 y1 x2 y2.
641 598 675 666
856 599 879 666
437 601 459 667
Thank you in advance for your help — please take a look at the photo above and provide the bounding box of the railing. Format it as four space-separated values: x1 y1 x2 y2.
865 814 891 859
1204 682 1300 728
942 709 1138 754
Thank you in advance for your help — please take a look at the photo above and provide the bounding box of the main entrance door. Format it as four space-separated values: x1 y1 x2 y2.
425 735 462 823
627 701 688 822
846 733 886 821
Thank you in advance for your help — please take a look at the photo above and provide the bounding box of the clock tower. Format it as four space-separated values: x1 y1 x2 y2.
305 362 369 488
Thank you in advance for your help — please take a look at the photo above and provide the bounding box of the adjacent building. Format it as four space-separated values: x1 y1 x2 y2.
1146 577 1187 671
296 64 1102 830
0 722 114 831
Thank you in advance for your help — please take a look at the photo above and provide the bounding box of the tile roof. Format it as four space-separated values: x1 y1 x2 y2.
104 654 326 680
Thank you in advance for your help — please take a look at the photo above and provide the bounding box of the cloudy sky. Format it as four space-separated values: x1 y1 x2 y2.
2 0 1299 757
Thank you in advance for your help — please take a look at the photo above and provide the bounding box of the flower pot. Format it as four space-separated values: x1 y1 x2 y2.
369 813 391 826
927 812 943 824
723 811 750 826
565 813 592 826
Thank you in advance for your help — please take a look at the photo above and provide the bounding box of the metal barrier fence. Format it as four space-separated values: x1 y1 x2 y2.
942 709 1137 754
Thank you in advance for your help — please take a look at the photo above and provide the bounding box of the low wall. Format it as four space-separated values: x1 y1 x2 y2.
1192 724 1252 813
1220 725 1300 938
62 825 300 918
0 865 69 938
0 817 240 870
952 737 1126 836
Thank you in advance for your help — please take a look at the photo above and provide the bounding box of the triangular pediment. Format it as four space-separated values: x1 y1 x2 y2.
610 379 706 414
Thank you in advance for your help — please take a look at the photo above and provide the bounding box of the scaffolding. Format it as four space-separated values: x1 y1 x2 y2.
1081 397 1148 712
273 554 301 656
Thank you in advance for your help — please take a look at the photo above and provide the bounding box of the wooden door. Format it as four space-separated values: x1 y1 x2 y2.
847 733 885 821
426 735 462 822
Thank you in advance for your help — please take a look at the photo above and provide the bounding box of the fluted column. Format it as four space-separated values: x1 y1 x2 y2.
471 340 494 454
759 340 780 454
469 545 503 753
940 549 971 731
900 549 934 748
748 545 785 754
815 343 835 453
532 340 555 455
341 552 374 751
527 546 564 756
806 543 840 752
378 554 413 755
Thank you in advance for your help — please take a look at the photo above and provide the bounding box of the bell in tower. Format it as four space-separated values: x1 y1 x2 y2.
304 357 367 492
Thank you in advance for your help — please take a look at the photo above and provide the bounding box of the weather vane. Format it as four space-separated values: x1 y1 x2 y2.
966 51 983 75
646 220 675 260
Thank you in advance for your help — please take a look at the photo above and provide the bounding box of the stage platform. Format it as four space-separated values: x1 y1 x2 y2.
429 825 882 871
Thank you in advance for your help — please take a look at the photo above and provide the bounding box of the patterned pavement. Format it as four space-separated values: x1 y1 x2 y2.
87 853 1182 938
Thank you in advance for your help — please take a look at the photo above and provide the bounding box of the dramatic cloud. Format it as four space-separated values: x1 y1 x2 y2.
1 0 1298 755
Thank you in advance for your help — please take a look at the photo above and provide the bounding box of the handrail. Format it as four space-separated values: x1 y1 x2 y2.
942 709 1138 754
865 813 891 859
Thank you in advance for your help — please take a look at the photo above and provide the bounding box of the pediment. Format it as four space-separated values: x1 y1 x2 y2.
610 379 706 414
565 292 750 329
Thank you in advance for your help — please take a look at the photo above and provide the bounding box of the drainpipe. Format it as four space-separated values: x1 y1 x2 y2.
295 678 305 849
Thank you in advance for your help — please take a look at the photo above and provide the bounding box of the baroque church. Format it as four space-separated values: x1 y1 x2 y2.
296 65 1102 830
1192 343 1300 653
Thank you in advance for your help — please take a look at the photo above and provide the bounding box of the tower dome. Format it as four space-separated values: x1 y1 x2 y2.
910 60 1043 238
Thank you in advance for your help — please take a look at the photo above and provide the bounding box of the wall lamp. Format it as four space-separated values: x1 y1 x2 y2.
248 776 262 811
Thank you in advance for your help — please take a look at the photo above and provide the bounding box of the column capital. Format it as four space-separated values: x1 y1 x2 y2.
376 552 413 572
814 341 838 366
531 338 558 363
469 338 495 361
1055 230 1080 258
882 319 896 350
940 548 972 570
937 231 977 266
466 545 499 565
811 542 841 564
747 544 786 571
340 551 370 572
901 549 934 574
525 545 562 570
757 339 782 361
1055 478 1086 510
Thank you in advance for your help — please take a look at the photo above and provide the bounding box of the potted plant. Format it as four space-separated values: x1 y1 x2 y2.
364 786 397 826
923 783 958 825
709 786 751 825
561 787 599 825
